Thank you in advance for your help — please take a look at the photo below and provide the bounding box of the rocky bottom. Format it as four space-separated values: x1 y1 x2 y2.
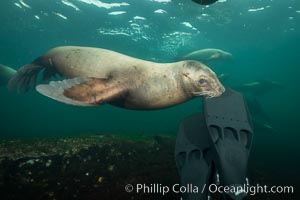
0 134 298 200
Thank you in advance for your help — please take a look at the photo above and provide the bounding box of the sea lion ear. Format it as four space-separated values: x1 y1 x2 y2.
182 73 190 78
36 77 126 106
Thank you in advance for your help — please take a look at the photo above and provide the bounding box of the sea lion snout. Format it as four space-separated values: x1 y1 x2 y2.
201 76 225 98
219 86 226 94
224 52 234 62
215 86 226 97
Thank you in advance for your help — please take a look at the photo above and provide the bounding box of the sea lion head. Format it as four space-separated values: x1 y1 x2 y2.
221 50 233 61
181 60 225 98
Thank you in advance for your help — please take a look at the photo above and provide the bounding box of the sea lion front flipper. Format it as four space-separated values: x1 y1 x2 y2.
208 53 220 60
36 77 127 106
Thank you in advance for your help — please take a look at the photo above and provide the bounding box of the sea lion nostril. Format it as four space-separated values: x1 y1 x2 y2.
219 87 225 93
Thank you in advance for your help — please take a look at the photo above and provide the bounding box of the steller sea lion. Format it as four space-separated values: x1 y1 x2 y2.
8 46 225 110
182 48 233 64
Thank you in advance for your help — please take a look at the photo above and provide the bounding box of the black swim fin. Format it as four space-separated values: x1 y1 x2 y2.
203 87 253 200
175 87 253 200
175 113 215 200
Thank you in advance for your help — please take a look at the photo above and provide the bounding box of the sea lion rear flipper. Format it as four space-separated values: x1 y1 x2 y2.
36 77 127 106
0 64 17 86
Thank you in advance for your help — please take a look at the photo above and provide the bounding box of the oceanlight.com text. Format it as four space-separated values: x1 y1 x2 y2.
124 183 294 196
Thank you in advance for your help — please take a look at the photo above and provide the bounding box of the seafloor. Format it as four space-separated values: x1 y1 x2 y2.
0 134 298 200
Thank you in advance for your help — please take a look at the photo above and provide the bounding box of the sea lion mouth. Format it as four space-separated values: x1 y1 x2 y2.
192 87 225 98
192 91 217 98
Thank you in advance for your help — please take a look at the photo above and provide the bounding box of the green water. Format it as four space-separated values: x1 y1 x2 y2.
0 0 299 187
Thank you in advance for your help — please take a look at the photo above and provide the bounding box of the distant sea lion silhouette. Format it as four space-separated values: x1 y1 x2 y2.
182 48 233 64
234 80 283 96
8 46 225 110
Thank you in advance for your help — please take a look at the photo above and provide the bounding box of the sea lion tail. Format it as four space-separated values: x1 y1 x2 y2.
0 64 16 87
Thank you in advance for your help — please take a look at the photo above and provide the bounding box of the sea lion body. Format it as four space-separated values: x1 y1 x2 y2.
9 46 225 110
42 47 143 78
182 48 233 63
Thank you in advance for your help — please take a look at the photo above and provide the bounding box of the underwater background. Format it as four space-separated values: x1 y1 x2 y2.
0 0 299 199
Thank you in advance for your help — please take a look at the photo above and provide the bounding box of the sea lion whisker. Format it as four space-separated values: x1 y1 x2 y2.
192 91 211 96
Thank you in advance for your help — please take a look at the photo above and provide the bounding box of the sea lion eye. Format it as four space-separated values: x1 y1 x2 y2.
199 78 206 85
